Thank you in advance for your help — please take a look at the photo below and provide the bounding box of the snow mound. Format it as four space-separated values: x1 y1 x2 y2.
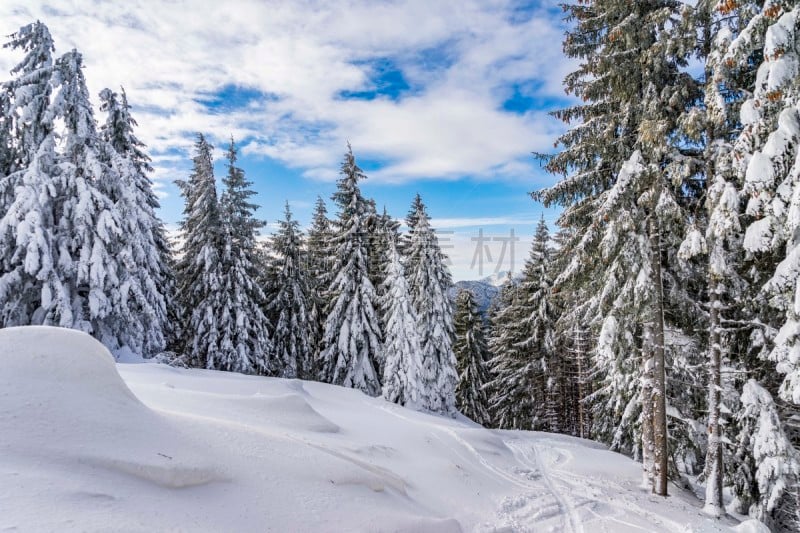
2 326 741 532
0 327 223 494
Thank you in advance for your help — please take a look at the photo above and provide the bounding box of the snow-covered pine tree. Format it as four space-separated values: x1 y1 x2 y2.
217 139 271 374
380 236 424 407
486 220 560 431
405 195 457 415
306 195 335 365
98 86 171 357
733 1 800 407
486 278 535 429
269 202 314 379
453 289 491 425
0 22 57 326
678 0 761 516
517 217 560 432
536 0 699 496
0 40 139 354
370 206 399 302
318 145 382 395
0 22 54 181
738 380 800 530
175 134 226 368
549 224 588 437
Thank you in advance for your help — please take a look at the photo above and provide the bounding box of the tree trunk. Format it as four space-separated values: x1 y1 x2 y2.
574 325 589 439
641 324 655 490
704 284 725 515
650 215 669 497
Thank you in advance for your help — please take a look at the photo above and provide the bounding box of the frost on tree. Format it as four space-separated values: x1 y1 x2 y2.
453 289 490 425
0 38 139 355
318 145 382 396
486 219 559 431
217 139 271 374
380 238 423 408
737 380 799 529
175 134 227 369
486 279 534 429
535 0 701 496
98 87 171 356
734 5 800 406
306 195 335 362
269 202 314 379
405 195 457 415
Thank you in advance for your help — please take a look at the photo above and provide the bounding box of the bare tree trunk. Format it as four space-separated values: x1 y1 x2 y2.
704 285 725 515
641 324 655 490
650 216 669 497
574 325 589 439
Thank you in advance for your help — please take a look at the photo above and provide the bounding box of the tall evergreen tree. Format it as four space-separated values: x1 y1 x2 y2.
0 38 138 354
217 139 271 374
380 237 424 407
175 134 225 368
318 145 383 395
306 195 335 365
536 0 699 496
405 195 457 415
0 22 57 325
486 220 558 431
453 289 491 425
98 87 171 356
486 279 534 429
518 218 560 432
270 202 314 379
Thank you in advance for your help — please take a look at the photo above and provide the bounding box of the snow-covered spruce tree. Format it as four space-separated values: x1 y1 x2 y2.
370 206 399 303
733 2 800 408
738 380 800 530
318 145 383 395
549 224 589 437
269 202 314 379
0 22 57 325
306 195 335 365
486 278 535 429
536 0 700 496
405 195 457 415
720 4 800 526
518 217 561 432
175 134 226 368
0 22 54 185
453 289 491 425
98 86 171 356
0 43 140 353
216 139 271 374
675 0 763 517
380 237 424 407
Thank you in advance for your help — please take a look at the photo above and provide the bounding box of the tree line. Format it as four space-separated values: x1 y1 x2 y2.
0 22 462 416
461 1 800 530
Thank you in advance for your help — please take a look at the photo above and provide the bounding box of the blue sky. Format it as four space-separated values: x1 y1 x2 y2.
0 0 573 280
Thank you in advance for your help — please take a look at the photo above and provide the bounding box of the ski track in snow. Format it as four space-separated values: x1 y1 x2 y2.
508 440 580 533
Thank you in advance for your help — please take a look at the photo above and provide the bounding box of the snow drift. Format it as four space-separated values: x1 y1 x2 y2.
1 326 741 531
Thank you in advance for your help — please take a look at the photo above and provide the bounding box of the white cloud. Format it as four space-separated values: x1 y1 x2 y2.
0 0 571 187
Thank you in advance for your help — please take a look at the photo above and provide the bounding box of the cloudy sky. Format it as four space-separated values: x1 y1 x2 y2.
0 0 573 280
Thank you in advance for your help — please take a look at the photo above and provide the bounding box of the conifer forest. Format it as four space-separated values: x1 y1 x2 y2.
5 2 800 531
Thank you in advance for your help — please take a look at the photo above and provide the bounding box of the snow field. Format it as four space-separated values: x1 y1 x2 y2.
1 326 751 532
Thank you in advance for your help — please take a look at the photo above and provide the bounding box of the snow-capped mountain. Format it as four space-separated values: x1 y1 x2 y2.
449 271 515 315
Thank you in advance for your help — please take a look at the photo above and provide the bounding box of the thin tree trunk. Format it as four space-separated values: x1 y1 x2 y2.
641 324 655 490
650 215 669 497
575 325 588 439
704 284 725 515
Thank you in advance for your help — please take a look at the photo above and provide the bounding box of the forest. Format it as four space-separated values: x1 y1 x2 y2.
2 1 800 531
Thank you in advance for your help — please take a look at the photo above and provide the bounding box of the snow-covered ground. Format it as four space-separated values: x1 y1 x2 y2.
1 327 755 532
